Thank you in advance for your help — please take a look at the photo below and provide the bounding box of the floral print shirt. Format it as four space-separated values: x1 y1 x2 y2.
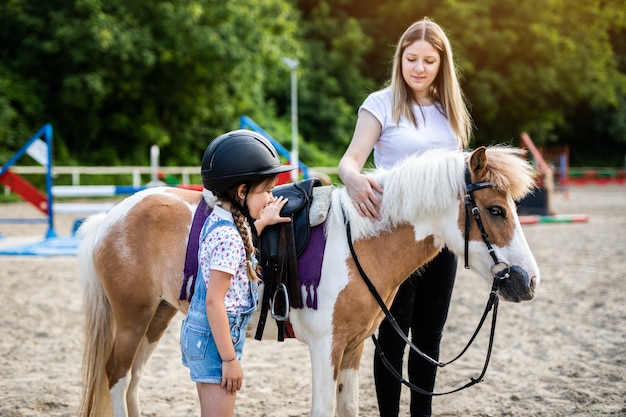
199 205 258 314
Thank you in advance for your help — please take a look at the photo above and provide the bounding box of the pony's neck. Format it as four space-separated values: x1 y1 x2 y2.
348 224 441 301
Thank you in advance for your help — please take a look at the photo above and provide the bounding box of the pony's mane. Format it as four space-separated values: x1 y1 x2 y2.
330 146 536 241
331 148 466 240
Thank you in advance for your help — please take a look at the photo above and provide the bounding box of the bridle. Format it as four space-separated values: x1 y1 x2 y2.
463 168 511 277
344 164 512 396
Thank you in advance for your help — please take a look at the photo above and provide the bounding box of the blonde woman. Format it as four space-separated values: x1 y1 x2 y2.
338 18 472 417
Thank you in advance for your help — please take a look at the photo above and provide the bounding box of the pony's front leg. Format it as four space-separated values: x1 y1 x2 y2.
335 341 364 417
336 368 359 417
307 336 338 417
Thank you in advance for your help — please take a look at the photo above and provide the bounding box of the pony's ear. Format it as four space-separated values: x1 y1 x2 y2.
469 146 488 181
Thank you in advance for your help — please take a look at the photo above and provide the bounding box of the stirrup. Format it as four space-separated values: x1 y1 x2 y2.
270 283 290 321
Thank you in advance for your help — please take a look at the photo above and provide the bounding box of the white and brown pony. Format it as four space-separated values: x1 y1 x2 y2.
78 146 539 417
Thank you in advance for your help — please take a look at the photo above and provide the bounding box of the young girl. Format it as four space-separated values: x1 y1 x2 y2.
180 130 295 417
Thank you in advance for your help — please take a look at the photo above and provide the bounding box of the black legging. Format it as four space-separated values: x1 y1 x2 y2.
374 248 457 417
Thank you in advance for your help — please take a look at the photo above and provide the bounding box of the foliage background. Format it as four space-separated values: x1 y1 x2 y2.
1 0 625 168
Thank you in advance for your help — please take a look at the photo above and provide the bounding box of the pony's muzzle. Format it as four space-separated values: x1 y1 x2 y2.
497 264 535 302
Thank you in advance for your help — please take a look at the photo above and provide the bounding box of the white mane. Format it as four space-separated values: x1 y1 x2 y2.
328 148 466 241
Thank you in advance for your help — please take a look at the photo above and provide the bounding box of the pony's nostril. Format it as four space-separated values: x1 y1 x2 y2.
530 276 538 291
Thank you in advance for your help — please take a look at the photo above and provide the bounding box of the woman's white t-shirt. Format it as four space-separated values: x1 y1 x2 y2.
360 87 458 170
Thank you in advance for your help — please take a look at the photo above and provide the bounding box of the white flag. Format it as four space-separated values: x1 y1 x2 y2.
26 138 49 166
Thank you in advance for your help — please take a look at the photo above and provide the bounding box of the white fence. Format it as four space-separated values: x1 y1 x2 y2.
8 165 200 188
5 165 338 196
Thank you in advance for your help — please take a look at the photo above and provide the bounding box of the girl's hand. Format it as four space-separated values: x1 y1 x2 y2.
263 195 290 224
221 358 243 395
255 196 290 234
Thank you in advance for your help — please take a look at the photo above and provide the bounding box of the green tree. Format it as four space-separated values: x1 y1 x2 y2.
453 0 626 147
0 0 50 162
2 0 625 170
556 18 626 166
272 0 374 159
342 0 626 148
0 0 300 165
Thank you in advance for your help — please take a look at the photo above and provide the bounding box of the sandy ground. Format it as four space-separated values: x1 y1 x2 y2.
0 185 624 416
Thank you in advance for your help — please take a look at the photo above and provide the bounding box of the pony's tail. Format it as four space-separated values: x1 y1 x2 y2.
77 214 114 417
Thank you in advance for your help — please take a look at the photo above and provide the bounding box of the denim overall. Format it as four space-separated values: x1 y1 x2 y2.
180 219 259 383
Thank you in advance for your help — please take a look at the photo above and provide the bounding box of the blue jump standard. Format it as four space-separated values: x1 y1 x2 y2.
0 235 81 256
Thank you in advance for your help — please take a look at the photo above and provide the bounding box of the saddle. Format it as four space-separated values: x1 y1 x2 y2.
256 178 322 341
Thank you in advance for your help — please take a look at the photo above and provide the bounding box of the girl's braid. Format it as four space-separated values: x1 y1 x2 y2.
231 206 261 282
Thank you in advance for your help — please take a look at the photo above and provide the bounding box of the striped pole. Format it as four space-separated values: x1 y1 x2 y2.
51 185 149 198
520 214 589 224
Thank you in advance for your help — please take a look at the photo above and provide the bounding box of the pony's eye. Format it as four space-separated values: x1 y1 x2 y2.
489 206 505 217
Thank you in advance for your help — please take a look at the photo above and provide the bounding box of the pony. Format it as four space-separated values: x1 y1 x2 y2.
78 146 540 417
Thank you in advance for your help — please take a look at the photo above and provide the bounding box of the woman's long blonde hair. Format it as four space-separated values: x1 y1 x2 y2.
390 17 472 148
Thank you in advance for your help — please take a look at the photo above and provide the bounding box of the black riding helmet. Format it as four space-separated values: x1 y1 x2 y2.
201 129 296 194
